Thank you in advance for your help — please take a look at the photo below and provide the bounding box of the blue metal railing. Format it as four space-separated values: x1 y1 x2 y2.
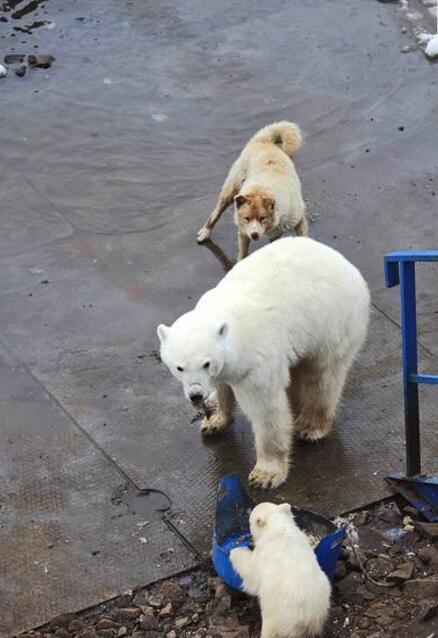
384 250 438 476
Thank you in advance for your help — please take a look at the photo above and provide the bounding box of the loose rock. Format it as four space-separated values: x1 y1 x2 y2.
114 608 141 622
15 65 27 77
28 54 56 69
95 619 119 631
415 522 438 541
404 576 438 599
386 562 415 583
159 581 186 605
174 616 190 629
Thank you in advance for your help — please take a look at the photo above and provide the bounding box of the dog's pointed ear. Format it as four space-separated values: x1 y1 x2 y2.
278 503 292 515
234 195 247 208
157 324 169 343
217 321 229 338
262 197 275 211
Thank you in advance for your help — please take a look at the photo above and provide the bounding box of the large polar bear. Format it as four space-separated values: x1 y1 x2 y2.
157 237 370 489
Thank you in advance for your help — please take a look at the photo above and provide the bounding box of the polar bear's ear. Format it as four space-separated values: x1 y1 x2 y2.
217 322 229 338
157 324 169 344
255 514 267 528
278 503 292 515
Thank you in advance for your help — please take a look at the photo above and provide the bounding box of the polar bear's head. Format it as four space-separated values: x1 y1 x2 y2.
249 502 294 541
157 311 229 407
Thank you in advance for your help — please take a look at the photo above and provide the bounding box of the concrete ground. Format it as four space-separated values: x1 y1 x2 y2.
1 0 438 635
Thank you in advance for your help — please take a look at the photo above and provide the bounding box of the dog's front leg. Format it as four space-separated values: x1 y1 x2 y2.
197 181 239 243
237 232 250 260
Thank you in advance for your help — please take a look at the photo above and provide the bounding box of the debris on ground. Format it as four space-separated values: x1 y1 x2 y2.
28 54 56 69
19 500 438 638
0 64 7 78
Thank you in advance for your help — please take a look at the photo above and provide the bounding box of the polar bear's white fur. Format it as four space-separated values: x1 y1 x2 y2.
230 502 331 638
157 237 370 489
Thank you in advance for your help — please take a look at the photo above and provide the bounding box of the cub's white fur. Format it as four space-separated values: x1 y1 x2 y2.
157 237 370 489
230 502 331 638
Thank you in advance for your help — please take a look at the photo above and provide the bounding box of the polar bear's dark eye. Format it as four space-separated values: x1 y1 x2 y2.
203 361 210 370
176 365 184 372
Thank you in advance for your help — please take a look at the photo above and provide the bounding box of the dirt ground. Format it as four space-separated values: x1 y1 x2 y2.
20 500 438 638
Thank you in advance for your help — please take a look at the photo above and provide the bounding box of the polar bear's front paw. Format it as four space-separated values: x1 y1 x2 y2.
248 463 288 490
230 547 251 572
197 227 211 243
200 411 230 436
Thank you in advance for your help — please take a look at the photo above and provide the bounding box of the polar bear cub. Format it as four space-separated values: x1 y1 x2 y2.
230 502 331 638
157 237 370 490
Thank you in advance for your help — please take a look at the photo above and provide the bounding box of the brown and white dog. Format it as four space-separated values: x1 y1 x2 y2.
197 121 308 260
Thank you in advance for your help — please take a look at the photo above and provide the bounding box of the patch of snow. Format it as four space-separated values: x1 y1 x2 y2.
418 31 434 42
406 10 423 21
151 113 168 122
425 33 438 57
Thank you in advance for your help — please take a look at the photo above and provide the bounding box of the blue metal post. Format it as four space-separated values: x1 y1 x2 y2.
399 261 421 476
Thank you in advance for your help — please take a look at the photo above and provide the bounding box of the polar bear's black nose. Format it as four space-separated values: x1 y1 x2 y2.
190 392 204 404
251 232 259 240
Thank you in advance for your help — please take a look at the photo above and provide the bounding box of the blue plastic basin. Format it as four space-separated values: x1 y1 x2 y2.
212 473 346 592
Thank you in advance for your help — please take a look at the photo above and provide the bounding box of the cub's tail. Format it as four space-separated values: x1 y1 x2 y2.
249 121 303 157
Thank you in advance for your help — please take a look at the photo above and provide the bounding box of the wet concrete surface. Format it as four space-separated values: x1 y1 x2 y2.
1 0 438 634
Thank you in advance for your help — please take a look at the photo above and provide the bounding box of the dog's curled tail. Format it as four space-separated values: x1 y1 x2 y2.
250 121 303 157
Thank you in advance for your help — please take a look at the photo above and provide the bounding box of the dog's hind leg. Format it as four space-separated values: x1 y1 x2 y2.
197 161 242 243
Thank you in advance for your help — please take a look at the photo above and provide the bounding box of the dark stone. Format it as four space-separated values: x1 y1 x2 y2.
15 64 27 77
68 621 85 633
95 620 120 631
334 561 347 580
418 600 438 622
415 522 438 541
115 608 141 622
357 526 388 553
386 562 415 583
417 546 438 568
366 556 394 579
4 53 25 64
335 571 363 602
159 581 186 605
375 503 401 527
114 595 134 608
28 54 56 69
354 511 369 526
138 613 158 631
375 612 393 627
404 577 438 600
